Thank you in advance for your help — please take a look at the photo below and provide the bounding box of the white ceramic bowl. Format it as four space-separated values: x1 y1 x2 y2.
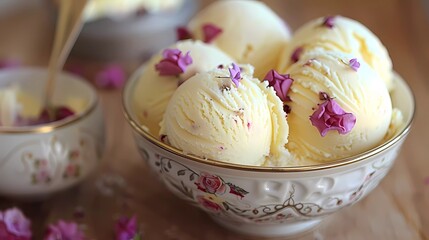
0 68 105 200
71 0 198 61
123 70 415 237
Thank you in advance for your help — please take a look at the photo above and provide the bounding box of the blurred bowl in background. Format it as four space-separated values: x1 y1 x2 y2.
70 0 198 61
0 68 105 200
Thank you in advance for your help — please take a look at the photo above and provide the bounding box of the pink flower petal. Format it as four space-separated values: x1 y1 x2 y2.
202 23 222 43
0 208 32 239
228 63 241 87
0 59 21 69
348 58 360 71
176 26 193 41
309 92 356 136
264 70 294 102
115 216 141 240
155 49 193 76
44 220 85 240
291 47 304 63
322 16 335 28
95 65 126 89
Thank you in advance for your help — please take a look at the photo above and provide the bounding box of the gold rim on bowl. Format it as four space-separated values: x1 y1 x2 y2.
0 68 98 134
122 70 416 172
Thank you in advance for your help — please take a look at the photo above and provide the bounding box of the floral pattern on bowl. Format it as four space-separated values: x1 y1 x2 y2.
147 151 391 224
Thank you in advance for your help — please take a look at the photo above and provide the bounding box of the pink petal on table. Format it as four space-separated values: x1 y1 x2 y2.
44 220 85 240
95 65 126 89
0 59 21 69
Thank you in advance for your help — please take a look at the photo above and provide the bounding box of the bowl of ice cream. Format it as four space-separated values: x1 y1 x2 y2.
0 68 105 200
123 1 415 237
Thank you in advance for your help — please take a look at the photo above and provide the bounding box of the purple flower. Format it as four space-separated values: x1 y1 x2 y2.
291 47 304 63
322 16 335 28
0 208 32 240
155 49 193 76
115 216 142 240
44 220 85 240
176 26 193 41
348 58 360 71
264 70 294 102
0 59 21 69
310 92 356 137
228 63 241 87
202 23 222 43
95 65 126 89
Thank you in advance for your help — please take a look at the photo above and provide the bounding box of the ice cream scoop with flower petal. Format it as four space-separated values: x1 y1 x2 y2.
284 50 393 163
186 0 291 79
159 64 289 166
133 40 235 135
277 15 393 90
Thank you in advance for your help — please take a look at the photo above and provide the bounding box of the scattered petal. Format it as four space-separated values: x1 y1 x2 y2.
0 208 32 240
95 65 126 89
264 70 294 102
322 16 335 28
55 106 75 121
155 49 193 76
291 47 304 63
176 26 193 41
424 176 429 185
115 216 142 240
310 92 356 137
228 63 241 87
202 23 222 43
73 206 85 220
0 59 21 69
44 220 85 240
348 58 360 71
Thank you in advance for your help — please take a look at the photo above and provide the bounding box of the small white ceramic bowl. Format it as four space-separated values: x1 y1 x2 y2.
0 68 105 200
123 70 415 237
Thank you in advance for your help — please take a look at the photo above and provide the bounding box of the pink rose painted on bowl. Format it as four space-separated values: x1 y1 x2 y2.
195 172 226 194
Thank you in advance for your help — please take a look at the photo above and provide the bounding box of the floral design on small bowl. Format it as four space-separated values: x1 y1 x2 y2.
17 136 95 185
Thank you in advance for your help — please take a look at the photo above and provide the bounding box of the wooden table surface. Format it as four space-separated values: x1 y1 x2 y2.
1 0 429 239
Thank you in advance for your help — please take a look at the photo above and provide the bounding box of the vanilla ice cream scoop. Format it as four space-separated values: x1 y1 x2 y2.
285 50 392 162
133 40 234 135
160 64 289 166
187 0 291 80
277 16 393 90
